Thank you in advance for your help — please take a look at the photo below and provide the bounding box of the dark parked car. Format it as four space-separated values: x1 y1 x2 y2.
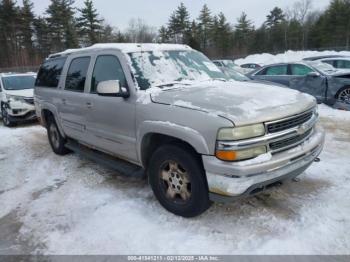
240 63 263 70
247 61 350 106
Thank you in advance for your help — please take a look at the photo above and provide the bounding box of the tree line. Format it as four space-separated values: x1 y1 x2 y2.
159 0 350 59
0 0 349 68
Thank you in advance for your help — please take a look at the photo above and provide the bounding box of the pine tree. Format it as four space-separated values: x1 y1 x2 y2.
46 0 78 52
234 12 254 54
76 0 103 46
19 0 35 57
158 26 169 43
167 2 191 43
266 7 285 28
197 4 213 52
212 13 232 58
0 0 20 67
265 7 286 52
33 16 51 58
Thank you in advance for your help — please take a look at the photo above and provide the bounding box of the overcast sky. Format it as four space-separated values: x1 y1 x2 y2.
32 0 331 30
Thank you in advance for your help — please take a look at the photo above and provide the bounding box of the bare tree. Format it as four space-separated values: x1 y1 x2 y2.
125 18 157 43
290 0 313 49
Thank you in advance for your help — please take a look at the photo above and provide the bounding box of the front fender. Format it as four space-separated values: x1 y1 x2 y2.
136 120 210 163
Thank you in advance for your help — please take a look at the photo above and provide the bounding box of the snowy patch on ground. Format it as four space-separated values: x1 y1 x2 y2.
235 50 350 66
0 106 350 255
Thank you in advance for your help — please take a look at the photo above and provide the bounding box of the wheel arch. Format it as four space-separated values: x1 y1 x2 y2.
40 106 66 138
137 121 210 169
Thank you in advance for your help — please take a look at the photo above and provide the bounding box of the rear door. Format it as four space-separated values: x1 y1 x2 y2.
335 60 350 69
251 64 291 86
289 64 327 102
58 55 92 142
84 51 137 162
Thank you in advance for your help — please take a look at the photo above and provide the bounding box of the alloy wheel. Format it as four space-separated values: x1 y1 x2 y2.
159 160 192 203
338 88 350 104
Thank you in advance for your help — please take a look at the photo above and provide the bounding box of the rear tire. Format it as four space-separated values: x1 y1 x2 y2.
336 86 350 104
47 116 70 155
1 104 16 127
148 144 211 217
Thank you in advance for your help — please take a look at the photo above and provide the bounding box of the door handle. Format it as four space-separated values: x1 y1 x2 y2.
86 102 93 109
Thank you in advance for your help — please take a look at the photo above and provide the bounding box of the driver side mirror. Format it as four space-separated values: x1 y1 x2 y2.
307 72 320 77
97 80 129 98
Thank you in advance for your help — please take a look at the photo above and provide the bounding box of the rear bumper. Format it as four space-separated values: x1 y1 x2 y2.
203 127 325 201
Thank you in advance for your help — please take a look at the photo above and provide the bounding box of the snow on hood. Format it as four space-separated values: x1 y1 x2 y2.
150 80 316 126
4 88 34 98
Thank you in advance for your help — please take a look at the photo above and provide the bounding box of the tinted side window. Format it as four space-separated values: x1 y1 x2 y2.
91 55 128 93
35 57 66 88
265 65 288 76
291 64 314 76
337 60 350 68
65 57 91 92
322 60 334 67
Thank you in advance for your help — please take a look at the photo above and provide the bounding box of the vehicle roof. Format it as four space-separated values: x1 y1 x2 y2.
321 57 350 61
302 55 346 61
0 72 36 78
49 43 192 58
260 61 309 67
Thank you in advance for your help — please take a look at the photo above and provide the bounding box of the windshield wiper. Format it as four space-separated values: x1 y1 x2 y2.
156 82 191 88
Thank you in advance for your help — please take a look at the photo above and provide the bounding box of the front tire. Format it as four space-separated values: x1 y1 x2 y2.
148 144 211 217
47 117 70 155
1 104 16 127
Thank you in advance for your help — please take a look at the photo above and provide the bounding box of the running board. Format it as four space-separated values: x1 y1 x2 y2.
65 140 145 178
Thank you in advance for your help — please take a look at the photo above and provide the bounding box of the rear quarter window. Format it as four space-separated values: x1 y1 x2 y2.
35 57 67 88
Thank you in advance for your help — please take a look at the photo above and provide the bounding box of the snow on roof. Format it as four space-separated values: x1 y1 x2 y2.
0 72 37 77
49 43 192 58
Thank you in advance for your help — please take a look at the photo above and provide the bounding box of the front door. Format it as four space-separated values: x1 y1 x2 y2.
85 52 137 162
289 64 327 103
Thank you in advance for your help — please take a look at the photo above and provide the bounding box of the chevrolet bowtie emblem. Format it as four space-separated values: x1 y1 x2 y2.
297 123 309 135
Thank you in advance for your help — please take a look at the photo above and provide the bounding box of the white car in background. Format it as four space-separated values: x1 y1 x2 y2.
318 57 350 70
0 73 37 127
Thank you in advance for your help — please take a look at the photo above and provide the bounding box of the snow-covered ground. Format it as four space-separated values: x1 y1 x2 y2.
1 104 350 255
235 50 350 66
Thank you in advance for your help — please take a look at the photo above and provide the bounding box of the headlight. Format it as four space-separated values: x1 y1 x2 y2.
6 94 25 102
216 146 267 161
217 124 265 141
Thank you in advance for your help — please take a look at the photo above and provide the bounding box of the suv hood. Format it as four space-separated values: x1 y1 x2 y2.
4 89 34 98
151 81 315 126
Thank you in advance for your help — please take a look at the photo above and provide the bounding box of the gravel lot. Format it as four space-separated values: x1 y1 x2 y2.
0 104 350 255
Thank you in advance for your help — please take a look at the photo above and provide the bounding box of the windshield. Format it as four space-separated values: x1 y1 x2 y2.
128 50 228 90
306 61 337 74
2 75 36 90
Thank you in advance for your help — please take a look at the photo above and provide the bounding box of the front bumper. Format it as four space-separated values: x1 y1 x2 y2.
3 101 37 122
203 127 325 202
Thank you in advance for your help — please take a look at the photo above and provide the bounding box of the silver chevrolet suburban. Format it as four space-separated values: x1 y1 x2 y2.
34 44 325 217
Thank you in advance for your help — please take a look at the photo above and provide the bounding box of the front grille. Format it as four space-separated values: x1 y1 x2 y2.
267 111 313 133
24 98 34 105
269 129 313 152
